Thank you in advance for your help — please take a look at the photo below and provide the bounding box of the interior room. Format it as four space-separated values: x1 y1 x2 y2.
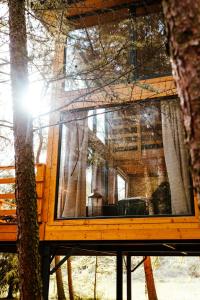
56 98 193 218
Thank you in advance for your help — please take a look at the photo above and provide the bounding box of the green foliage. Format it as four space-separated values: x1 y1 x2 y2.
0 254 19 298
31 0 67 10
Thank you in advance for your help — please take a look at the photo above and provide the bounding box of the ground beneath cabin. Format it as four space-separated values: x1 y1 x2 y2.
48 256 200 300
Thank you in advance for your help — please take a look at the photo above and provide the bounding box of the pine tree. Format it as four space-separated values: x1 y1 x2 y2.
8 0 42 298
162 0 200 194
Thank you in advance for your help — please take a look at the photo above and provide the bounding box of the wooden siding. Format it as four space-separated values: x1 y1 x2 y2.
42 73 200 243
57 76 176 111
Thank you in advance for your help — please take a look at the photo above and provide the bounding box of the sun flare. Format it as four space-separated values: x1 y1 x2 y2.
25 82 49 116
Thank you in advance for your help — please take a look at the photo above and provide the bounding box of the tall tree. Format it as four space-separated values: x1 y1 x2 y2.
143 257 158 300
94 256 98 300
162 1 200 195
8 0 42 299
55 256 66 300
67 258 74 300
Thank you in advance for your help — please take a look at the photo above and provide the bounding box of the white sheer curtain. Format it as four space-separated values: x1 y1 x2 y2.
161 99 192 214
91 161 106 199
57 111 88 218
107 167 117 204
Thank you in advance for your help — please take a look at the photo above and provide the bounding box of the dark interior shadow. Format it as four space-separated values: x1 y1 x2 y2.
151 181 172 214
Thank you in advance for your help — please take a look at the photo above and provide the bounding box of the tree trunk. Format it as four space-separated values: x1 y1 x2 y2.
55 256 66 300
162 0 200 194
67 258 74 300
7 282 14 299
94 256 98 300
143 257 158 300
8 1 42 299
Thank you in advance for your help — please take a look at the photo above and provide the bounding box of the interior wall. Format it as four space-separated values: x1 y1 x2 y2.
128 176 164 198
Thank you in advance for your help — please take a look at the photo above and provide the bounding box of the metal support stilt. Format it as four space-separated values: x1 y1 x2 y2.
127 255 132 300
50 248 73 275
116 251 123 300
41 245 51 300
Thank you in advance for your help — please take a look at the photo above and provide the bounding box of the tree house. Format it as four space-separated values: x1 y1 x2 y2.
0 0 200 258
1 1 200 298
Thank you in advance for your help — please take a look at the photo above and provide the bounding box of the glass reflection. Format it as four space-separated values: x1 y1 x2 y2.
57 100 193 218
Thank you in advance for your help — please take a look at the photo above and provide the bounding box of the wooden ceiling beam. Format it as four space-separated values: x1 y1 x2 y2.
33 0 161 31
66 0 161 17
67 0 135 17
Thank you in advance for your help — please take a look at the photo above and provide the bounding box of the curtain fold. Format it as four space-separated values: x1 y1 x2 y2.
161 99 191 214
91 161 105 199
107 167 117 204
58 111 88 218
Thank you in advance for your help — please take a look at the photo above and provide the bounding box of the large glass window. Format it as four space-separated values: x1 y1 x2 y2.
56 99 193 219
65 11 171 91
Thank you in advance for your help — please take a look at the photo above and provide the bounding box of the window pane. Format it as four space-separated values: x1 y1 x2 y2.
96 108 105 144
65 12 171 91
88 110 94 131
57 100 193 219
117 175 126 200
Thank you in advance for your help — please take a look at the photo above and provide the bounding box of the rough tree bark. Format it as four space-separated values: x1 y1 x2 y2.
94 256 98 300
55 256 66 300
143 257 158 300
67 258 74 300
162 0 200 195
8 0 42 299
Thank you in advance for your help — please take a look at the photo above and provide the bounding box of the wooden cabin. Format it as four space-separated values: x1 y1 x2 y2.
0 0 200 258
